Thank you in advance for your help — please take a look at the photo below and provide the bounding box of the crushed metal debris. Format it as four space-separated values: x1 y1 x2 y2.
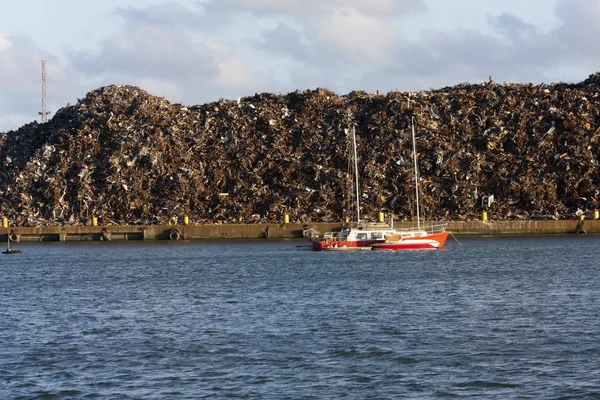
2 73 600 226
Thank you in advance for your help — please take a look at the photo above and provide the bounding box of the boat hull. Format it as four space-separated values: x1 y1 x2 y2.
312 231 449 251
321 245 374 251
371 232 449 251
371 240 439 250
312 239 384 251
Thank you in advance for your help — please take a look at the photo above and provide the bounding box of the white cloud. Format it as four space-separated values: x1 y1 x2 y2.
235 0 303 12
211 0 426 17
550 0 600 57
3 0 600 133
206 41 266 91
64 3 268 107
314 8 399 66
69 17 218 81
321 0 425 17
0 30 11 51
135 78 183 100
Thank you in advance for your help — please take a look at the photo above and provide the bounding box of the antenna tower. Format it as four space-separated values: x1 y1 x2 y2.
40 59 48 123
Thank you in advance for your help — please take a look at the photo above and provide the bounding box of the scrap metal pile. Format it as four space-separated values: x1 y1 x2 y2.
2 73 600 226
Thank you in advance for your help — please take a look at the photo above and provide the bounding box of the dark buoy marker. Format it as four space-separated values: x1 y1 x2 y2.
2 234 21 254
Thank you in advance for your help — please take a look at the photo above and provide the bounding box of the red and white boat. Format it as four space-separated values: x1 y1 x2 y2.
310 120 449 252
311 223 448 251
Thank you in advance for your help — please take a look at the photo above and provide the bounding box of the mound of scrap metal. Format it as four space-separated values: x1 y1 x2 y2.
2 74 600 227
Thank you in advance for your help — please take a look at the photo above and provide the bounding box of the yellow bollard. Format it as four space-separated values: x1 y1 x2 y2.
482 211 488 221
283 214 289 224
184 216 189 225
92 217 98 226
345 217 350 224
594 210 599 220
378 212 384 223
2 217 7 228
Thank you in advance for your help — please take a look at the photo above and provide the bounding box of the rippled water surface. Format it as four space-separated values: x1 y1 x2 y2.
2 236 600 399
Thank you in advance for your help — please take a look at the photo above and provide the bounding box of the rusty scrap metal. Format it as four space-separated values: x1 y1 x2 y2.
1 75 600 226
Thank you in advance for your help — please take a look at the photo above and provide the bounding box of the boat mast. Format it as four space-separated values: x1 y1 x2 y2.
351 124 361 224
411 117 421 230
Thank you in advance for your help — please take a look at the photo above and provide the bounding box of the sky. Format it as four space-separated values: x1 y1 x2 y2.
1 0 599 132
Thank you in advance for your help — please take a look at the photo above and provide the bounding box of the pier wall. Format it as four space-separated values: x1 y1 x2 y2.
1 220 597 242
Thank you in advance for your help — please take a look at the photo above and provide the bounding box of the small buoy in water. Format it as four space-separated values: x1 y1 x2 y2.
2 248 22 254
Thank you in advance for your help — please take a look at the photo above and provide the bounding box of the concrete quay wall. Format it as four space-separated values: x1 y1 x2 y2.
1 219 597 242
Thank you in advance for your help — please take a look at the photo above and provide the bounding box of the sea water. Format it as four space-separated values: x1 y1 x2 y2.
1 236 599 399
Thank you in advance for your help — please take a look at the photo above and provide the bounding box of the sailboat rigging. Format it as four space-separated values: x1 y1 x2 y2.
412 116 421 230
351 124 361 225
370 118 448 250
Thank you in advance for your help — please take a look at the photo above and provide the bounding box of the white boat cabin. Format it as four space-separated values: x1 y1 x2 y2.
322 226 429 242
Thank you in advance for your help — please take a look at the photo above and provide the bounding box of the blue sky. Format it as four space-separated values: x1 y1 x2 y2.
1 0 598 132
